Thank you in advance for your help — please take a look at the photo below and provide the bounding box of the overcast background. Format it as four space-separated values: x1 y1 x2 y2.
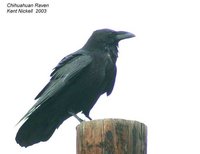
0 0 200 154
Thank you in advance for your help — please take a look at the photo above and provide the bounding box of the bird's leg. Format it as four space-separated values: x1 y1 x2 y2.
68 111 84 123
85 115 92 121
82 112 92 121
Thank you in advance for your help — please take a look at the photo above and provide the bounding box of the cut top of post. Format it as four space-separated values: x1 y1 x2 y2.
76 118 147 154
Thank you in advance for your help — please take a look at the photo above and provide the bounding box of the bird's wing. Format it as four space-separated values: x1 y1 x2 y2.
18 52 92 124
35 51 84 99
106 65 117 96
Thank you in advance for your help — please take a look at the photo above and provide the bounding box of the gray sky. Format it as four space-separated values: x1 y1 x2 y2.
0 0 200 154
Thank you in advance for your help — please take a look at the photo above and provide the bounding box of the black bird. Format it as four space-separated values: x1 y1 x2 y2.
15 29 135 147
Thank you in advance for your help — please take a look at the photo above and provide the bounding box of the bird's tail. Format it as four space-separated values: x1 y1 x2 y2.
15 103 71 147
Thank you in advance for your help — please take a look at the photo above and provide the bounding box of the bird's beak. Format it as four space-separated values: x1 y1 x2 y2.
116 31 136 41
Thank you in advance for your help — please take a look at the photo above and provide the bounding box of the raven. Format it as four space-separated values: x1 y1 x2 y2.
15 29 135 147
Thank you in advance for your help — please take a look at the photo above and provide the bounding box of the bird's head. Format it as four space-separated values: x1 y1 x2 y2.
83 29 135 50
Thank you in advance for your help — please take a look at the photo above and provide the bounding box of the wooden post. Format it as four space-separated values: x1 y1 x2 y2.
76 119 147 154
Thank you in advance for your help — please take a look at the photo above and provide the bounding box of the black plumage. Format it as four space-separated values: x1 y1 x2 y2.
15 29 135 147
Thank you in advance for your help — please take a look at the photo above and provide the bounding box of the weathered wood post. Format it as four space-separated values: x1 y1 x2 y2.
76 119 147 154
